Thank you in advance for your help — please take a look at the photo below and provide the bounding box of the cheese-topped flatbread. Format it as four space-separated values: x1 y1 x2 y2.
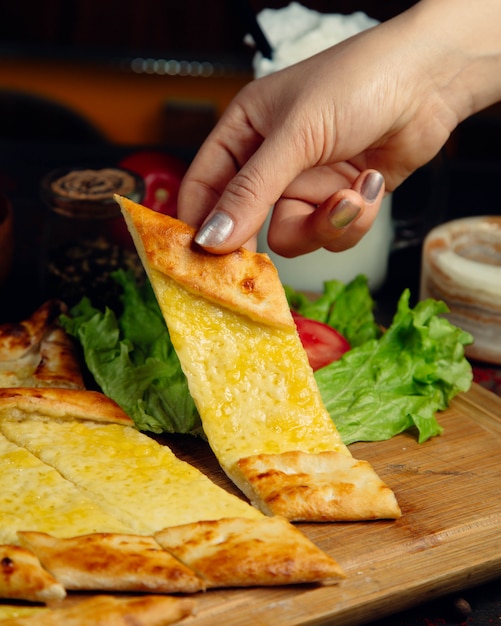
0 384 344 590
0 388 134 427
0 417 262 535
17 532 205 594
116 195 293 330
155 516 344 587
0 432 134 545
0 544 66 603
235 451 401 521
0 300 84 389
117 196 401 522
0 594 196 626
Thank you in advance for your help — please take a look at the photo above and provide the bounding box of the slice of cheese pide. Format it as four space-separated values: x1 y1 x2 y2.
118 196 401 522
0 431 134 545
17 531 205 594
0 544 66 603
0 594 197 626
0 395 344 586
155 516 344 587
0 300 84 390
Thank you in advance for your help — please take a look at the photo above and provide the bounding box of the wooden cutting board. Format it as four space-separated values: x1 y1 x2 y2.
164 382 501 626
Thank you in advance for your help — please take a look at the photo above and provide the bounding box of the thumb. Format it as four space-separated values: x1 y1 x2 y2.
193 135 305 254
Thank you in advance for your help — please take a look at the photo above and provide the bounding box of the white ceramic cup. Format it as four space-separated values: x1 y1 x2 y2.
257 194 393 292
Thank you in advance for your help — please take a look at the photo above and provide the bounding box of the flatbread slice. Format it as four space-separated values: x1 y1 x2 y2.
0 544 66 603
155 516 345 587
0 594 196 626
0 431 134 545
0 300 84 389
116 195 293 330
0 416 263 535
0 388 134 427
117 196 401 522
18 531 204 594
234 451 401 521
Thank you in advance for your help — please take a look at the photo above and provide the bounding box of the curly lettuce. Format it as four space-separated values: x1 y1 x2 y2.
62 271 472 444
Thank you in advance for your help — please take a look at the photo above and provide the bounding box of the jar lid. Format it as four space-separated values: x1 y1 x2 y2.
41 166 144 220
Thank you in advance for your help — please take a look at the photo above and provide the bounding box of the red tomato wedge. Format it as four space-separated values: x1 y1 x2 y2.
106 151 188 249
118 150 187 216
291 311 350 371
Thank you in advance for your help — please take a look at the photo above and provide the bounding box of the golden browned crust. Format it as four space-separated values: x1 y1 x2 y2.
17 532 204 594
0 301 63 362
0 544 66 603
34 327 85 389
0 388 133 426
116 195 295 330
0 594 197 626
0 300 84 389
234 451 402 521
155 516 345 587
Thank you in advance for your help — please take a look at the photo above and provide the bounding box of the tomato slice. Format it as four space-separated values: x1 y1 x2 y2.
291 311 350 371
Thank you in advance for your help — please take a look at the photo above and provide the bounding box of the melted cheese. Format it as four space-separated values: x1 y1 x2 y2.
0 432 133 544
0 417 262 536
150 270 349 473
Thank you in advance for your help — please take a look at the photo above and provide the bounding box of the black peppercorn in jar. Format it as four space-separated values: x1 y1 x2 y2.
40 166 145 309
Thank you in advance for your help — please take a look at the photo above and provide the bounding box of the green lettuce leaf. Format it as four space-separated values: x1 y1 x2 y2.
62 270 472 445
285 274 382 347
60 270 201 435
313 290 473 444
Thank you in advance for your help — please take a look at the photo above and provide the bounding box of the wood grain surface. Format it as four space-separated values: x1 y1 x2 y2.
162 383 501 626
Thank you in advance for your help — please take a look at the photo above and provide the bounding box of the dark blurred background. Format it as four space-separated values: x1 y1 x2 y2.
0 0 500 318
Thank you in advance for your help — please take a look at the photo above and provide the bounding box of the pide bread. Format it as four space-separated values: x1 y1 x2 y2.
0 594 197 626
116 194 293 330
0 544 66 603
117 196 401 522
0 387 134 427
0 300 345 618
0 388 344 591
234 451 401 521
0 300 84 390
0 431 133 545
17 532 205 594
154 516 344 587
0 416 262 536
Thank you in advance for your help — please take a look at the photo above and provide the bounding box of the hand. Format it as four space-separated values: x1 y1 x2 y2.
177 0 501 256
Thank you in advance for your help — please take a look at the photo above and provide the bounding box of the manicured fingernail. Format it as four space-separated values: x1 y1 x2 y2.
329 199 361 228
360 171 384 203
194 211 235 247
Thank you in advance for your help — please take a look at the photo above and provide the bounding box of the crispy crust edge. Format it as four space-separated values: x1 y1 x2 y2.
116 195 295 331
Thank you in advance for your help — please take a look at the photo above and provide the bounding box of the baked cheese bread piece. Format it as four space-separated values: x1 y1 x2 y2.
0 417 344 592
0 382 344 588
0 417 262 534
118 196 401 522
17 531 205 594
155 516 344 587
0 301 84 389
0 432 134 545
0 544 66 603
0 387 134 427
0 594 197 626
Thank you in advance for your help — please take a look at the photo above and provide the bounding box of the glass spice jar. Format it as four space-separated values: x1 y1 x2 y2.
40 166 145 308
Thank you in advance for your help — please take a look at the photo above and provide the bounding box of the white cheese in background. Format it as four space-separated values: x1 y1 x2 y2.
246 2 379 78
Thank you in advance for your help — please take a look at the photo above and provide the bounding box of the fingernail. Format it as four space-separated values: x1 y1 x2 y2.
194 211 235 247
329 199 361 228
361 171 384 203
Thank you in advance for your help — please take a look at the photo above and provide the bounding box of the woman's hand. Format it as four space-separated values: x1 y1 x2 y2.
177 0 501 255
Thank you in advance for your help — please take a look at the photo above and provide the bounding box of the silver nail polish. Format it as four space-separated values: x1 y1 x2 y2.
361 171 384 203
194 211 235 247
329 199 361 229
